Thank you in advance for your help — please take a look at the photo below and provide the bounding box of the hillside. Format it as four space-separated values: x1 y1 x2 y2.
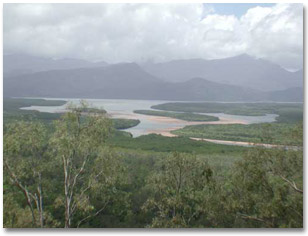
4 64 302 102
142 54 303 91
3 54 303 102
3 54 108 77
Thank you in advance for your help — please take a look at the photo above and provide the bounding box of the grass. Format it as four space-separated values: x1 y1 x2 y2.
134 109 219 121
172 123 302 146
152 102 303 123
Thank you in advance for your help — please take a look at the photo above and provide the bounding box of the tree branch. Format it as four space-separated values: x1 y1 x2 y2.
279 175 303 194
237 213 273 227
4 160 37 227
77 199 110 228
69 155 89 201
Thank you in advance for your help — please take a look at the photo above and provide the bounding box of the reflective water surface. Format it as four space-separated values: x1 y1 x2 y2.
21 98 279 137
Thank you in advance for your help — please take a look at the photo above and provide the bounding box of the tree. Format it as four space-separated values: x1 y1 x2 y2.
50 101 114 228
142 152 213 227
229 145 303 227
4 121 50 227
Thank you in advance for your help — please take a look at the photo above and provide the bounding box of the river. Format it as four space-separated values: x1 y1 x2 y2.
20 98 279 138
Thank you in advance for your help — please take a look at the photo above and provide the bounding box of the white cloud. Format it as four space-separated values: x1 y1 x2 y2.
3 3 303 70
245 4 303 70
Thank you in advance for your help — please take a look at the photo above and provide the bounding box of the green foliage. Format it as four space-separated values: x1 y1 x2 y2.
172 123 302 146
109 133 247 154
50 102 117 227
152 102 303 123
50 103 113 156
4 121 49 158
4 98 66 110
3 100 303 228
3 98 140 132
275 107 303 123
73 148 131 228
3 193 41 228
3 98 66 124
3 120 59 227
142 152 214 227
3 103 131 228
228 147 303 227
112 119 140 129
134 110 218 121
79 107 106 114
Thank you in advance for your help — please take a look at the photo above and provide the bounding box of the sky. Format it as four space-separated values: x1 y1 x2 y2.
204 3 276 18
3 3 303 71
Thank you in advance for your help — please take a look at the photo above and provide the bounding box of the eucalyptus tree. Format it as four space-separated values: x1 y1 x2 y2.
142 152 214 227
229 124 303 228
4 121 50 227
50 102 114 228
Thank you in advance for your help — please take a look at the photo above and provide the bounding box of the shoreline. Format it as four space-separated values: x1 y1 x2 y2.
151 130 299 150
19 101 283 148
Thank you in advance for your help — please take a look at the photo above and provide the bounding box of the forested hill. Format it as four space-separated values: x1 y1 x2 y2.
4 54 303 102
142 54 303 91
3 54 108 77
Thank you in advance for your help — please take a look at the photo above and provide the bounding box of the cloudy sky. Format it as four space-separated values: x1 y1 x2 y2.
3 3 303 70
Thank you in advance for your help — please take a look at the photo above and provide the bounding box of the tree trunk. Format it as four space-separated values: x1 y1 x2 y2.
38 173 44 227
63 156 71 228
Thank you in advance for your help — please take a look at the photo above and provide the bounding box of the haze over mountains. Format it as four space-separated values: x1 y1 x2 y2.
4 54 108 77
3 54 303 102
142 54 302 91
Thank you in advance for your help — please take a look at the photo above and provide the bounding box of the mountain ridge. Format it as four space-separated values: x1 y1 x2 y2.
4 63 303 102
141 54 302 91
4 54 108 77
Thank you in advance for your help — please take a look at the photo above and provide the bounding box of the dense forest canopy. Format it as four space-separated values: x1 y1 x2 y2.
3 2 303 229
3 101 303 228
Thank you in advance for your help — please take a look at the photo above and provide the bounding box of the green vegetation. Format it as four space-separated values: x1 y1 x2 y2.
275 106 303 123
4 98 66 110
142 148 302 228
112 119 140 129
142 152 214 227
3 98 66 123
109 132 246 154
172 123 302 146
229 147 303 227
4 98 140 131
79 107 107 114
4 103 127 228
152 102 303 123
3 98 63 122
3 100 303 228
134 109 219 121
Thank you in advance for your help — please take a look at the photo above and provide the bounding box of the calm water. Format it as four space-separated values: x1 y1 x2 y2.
21 98 279 137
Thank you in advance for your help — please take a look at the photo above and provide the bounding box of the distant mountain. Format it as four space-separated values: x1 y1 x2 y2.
3 54 108 77
153 77 264 101
4 63 162 99
266 87 303 102
4 62 302 102
141 54 303 91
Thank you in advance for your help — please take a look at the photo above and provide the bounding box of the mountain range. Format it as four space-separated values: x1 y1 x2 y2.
3 54 303 102
142 54 302 91
3 54 108 77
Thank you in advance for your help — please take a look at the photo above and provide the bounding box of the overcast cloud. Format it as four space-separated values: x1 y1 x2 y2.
3 3 303 70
